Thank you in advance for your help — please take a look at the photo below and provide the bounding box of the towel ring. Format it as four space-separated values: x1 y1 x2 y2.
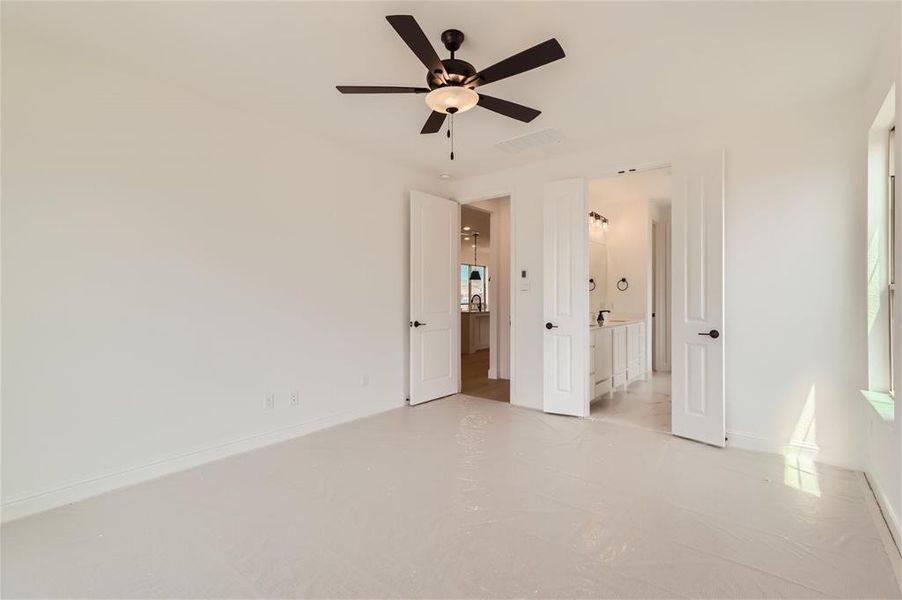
589 278 596 292
617 278 629 291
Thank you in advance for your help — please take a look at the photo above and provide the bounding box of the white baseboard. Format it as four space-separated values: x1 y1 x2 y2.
725 429 777 453
725 429 857 471
1 401 399 524
862 472 902 592
865 471 902 554
488 368 498 379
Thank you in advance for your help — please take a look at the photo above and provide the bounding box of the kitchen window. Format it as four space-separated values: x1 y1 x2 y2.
460 264 487 310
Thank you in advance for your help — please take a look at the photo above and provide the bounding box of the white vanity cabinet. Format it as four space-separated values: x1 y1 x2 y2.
627 322 647 382
590 319 648 401
590 327 614 398
612 326 628 388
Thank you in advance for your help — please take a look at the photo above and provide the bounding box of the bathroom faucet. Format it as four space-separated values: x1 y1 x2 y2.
597 309 611 324
471 294 483 312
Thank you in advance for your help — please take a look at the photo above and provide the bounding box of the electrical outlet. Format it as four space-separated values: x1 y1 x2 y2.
289 391 299 406
264 393 275 410
362 375 369 387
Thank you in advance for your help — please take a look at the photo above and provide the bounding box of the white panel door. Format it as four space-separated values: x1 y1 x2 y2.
672 150 726 446
543 179 589 417
410 191 459 405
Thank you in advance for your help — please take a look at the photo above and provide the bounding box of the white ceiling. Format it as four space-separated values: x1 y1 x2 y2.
5 1 895 178
589 168 672 207
460 204 492 248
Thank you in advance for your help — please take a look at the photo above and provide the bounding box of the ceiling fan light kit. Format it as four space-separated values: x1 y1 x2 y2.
336 15 565 160
425 87 478 115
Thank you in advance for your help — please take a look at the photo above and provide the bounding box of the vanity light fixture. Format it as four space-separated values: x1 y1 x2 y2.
588 211 609 230
462 226 471 231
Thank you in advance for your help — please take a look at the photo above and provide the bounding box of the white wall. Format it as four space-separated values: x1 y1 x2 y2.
1 29 447 520
588 187 653 369
459 241 491 271
588 171 671 326
588 190 651 319
454 90 870 471
862 9 902 543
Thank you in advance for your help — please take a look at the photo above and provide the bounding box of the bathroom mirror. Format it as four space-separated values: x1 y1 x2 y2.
589 240 608 314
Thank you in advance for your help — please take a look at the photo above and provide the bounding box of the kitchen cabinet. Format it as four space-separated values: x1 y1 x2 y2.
461 311 490 354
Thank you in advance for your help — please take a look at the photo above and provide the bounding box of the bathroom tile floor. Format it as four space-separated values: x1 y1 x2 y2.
591 371 672 433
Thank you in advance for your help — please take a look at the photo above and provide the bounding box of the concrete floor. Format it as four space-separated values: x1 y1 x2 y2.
2 395 900 598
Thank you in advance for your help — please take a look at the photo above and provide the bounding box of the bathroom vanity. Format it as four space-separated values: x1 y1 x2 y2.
589 320 647 401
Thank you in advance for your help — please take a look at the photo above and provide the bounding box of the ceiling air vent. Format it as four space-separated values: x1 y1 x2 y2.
494 128 564 154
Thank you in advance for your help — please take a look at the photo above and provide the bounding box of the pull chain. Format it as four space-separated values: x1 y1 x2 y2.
449 113 455 161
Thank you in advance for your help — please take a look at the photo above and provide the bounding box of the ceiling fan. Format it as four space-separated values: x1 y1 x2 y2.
336 15 565 158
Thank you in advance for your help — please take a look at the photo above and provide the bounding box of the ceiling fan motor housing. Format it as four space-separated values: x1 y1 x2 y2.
428 59 477 88
426 29 477 89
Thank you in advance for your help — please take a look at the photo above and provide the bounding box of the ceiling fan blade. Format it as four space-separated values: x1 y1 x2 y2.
469 39 565 87
420 111 447 134
336 85 429 94
386 15 447 80
477 94 541 123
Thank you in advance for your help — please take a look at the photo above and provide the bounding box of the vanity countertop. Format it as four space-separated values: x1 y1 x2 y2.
461 309 490 315
589 319 643 330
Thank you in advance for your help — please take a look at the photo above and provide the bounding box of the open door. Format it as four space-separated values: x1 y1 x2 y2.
671 150 726 446
410 190 460 405
543 179 590 416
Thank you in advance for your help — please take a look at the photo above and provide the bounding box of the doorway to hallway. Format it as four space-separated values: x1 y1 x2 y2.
459 198 511 403
461 350 509 402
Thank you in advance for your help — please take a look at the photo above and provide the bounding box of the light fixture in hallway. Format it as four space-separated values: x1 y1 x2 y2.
469 232 481 280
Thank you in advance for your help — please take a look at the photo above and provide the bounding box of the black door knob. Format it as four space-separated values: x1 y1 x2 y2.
545 322 558 330
698 329 720 339
412 320 426 328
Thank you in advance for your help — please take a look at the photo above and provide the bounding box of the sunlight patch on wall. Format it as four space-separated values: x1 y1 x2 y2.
784 384 821 497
